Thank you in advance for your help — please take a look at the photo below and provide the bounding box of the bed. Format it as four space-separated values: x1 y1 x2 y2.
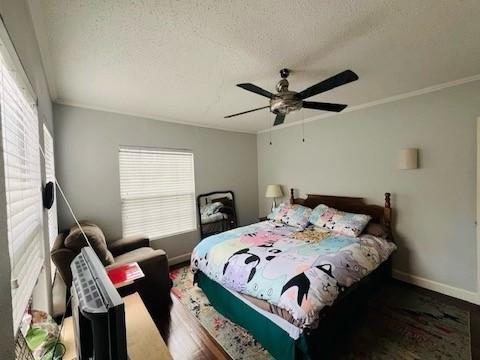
191 189 396 360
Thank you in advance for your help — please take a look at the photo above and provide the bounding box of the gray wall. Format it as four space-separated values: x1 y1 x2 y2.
258 80 480 292
0 0 54 358
53 104 258 260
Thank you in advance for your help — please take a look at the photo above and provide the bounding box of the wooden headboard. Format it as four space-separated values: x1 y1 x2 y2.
289 188 393 240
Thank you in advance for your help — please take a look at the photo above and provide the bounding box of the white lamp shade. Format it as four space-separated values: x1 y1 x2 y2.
398 148 418 169
265 184 283 198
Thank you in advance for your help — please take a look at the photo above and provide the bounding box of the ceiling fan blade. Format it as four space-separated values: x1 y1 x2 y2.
237 83 274 99
224 106 270 118
273 113 286 126
298 70 359 100
302 101 348 112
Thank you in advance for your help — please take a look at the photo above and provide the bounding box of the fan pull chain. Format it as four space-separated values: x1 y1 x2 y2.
302 109 305 143
266 109 272 145
265 109 272 145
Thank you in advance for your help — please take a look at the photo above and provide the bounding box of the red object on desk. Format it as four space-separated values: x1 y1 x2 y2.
107 262 145 288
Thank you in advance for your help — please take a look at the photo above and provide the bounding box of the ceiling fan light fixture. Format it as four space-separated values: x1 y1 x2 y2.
270 96 302 115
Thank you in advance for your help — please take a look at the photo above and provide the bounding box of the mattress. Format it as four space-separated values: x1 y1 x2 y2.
192 220 396 328
241 293 301 327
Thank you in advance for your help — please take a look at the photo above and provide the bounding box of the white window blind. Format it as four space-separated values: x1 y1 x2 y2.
119 147 196 239
0 53 43 331
43 124 57 250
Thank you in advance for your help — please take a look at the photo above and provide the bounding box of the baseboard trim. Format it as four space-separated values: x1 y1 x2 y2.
392 269 480 305
169 252 191 266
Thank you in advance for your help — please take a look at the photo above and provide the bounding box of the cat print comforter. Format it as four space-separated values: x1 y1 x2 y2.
191 221 396 328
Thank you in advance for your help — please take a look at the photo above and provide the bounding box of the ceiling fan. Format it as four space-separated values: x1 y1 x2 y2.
225 68 359 126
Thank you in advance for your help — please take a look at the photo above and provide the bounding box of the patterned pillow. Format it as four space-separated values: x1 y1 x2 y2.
309 204 371 237
268 203 312 229
266 203 285 220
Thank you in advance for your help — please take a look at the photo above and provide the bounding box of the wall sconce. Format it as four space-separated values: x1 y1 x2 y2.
398 148 418 170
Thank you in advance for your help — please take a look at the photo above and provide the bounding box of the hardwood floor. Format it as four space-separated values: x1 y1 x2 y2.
159 270 479 360
394 280 480 360
165 294 230 360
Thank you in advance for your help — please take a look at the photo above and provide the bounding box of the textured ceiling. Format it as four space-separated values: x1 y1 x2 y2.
33 0 480 132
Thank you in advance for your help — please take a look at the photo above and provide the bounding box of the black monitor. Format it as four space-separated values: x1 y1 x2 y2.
70 247 127 360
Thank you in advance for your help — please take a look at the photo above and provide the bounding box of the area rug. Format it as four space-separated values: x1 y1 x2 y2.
170 266 471 360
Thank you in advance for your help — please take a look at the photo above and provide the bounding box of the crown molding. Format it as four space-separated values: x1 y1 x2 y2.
54 99 256 134
27 0 57 100
257 74 480 134
56 73 480 136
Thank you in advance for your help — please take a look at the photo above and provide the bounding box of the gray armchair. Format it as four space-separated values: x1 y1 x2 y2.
51 222 171 325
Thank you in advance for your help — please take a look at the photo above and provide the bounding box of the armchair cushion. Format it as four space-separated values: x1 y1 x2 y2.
50 247 77 286
110 247 169 299
108 235 150 257
64 222 114 266
112 247 164 265
109 247 171 327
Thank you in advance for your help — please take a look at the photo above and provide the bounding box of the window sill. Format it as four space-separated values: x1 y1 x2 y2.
149 228 197 242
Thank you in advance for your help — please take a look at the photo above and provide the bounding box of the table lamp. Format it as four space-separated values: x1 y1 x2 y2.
265 184 283 212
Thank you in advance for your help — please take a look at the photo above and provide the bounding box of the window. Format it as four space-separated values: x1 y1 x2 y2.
43 124 57 249
119 147 196 239
0 51 43 331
